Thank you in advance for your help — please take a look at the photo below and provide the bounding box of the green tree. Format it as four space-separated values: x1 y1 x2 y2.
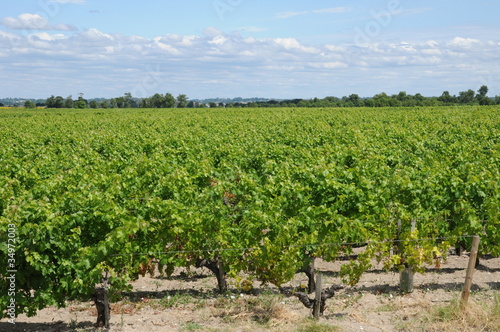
348 94 364 107
476 85 492 105
373 92 391 107
54 96 64 108
45 96 64 108
458 89 475 104
64 95 74 108
24 100 36 109
89 100 99 109
438 91 454 105
100 100 109 109
151 94 164 108
124 93 133 108
115 97 126 108
396 91 407 102
74 100 87 109
478 85 488 97
75 94 87 109
177 94 188 108
165 93 176 108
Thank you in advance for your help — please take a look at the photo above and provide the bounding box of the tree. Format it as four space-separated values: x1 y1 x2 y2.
74 100 87 109
347 94 364 107
165 93 176 108
477 85 488 97
75 94 88 109
476 85 492 105
115 97 126 108
438 91 454 105
124 93 133 108
100 100 109 109
64 95 74 108
373 92 391 107
55 96 64 108
46 95 64 108
458 89 475 104
151 94 164 108
396 91 407 102
209 102 217 108
89 100 99 109
24 100 36 109
177 94 188 108
110 98 118 108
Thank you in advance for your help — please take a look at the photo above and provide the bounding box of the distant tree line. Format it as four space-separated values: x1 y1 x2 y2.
29 85 500 109
238 86 499 108
44 92 192 109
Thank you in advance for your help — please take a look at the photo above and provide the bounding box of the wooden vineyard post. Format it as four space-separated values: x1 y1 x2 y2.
398 220 416 293
95 274 111 329
460 235 480 310
313 274 323 320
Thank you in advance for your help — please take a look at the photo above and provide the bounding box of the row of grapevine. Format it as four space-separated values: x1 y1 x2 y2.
1 106 499 318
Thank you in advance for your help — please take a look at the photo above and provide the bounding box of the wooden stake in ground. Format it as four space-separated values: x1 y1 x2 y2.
398 220 416 293
460 235 480 310
95 275 111 328
313 274 323 319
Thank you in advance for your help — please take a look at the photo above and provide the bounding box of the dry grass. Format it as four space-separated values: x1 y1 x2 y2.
398 293 500 332
210 294 297 326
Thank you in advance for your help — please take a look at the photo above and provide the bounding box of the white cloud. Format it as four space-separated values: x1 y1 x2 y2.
0 30 20 41
78 28 114 42
2 13 77 31
421 48 442 56
309 62 348 69
273 38 319 53
203 27 224 38
1 27 500 99
325 44 346 52
209 35 228 46
448 37 480 48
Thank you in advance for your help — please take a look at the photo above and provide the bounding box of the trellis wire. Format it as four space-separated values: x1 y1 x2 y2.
109 234 476 258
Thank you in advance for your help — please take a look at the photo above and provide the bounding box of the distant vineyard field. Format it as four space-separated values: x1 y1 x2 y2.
1 106 499 318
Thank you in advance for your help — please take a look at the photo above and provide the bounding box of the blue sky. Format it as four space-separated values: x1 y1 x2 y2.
1 0 500 99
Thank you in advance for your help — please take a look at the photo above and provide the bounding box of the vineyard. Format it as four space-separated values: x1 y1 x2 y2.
1 106 500 324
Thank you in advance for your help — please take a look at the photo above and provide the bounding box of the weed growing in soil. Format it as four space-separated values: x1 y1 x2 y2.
296 319 341 332
399 293 500 332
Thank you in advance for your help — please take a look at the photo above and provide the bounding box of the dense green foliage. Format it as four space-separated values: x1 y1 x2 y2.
36 85 500 109
1 106 499 318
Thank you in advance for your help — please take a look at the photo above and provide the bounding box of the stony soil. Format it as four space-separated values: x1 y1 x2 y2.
3 252 499 332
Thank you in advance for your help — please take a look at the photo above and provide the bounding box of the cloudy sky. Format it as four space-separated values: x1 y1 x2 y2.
1 0 500 100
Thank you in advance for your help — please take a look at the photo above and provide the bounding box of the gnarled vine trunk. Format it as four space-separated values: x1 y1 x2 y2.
196 256 227 293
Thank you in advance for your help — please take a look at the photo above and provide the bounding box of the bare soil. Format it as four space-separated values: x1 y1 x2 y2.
3 253 499 332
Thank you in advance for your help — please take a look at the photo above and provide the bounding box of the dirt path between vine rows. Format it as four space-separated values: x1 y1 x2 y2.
4 253 500 332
